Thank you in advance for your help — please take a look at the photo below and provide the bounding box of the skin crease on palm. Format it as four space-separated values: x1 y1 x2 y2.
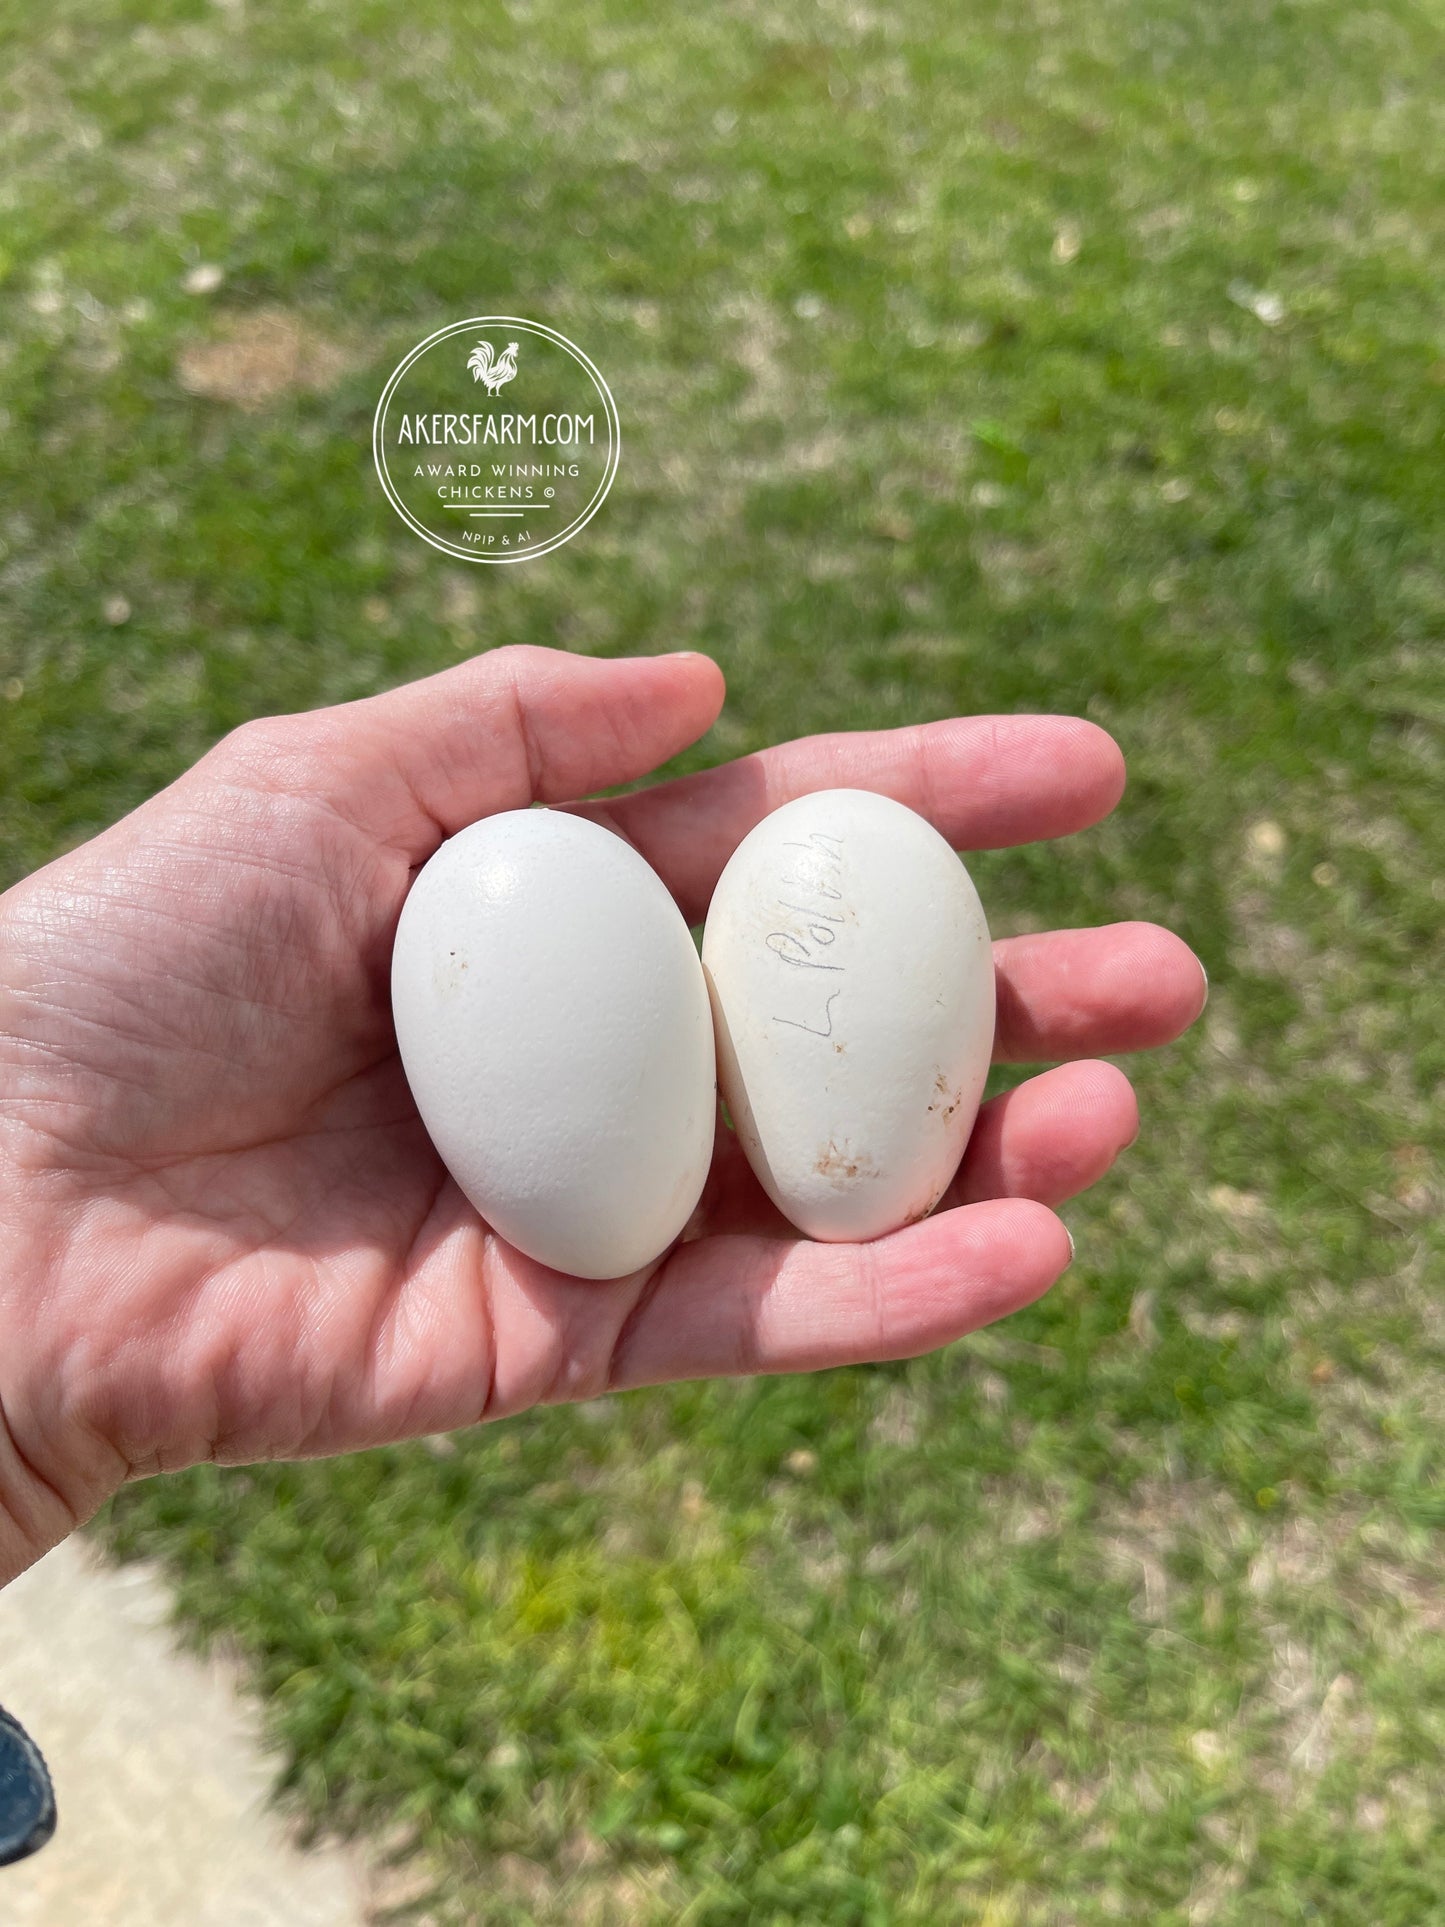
0 646 1207 1588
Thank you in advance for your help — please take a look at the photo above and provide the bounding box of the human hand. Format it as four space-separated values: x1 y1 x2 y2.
0 647 1205 1583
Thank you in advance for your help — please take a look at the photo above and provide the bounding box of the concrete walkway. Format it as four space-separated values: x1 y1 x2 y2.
0 1537 371 1927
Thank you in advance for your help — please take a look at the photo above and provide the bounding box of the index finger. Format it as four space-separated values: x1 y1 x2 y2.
578 714 1125 923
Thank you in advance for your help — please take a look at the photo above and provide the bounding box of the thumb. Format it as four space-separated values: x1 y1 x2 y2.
212 645 726 857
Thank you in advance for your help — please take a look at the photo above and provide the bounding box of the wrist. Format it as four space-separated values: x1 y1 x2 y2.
0 1510 49 1591
0 1177 91 1587
0 1442 70 1589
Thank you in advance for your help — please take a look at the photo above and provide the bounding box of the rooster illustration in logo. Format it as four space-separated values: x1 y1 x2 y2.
466 338 520 396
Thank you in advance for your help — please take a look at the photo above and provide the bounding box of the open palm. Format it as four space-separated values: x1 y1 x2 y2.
0 647 1205 1578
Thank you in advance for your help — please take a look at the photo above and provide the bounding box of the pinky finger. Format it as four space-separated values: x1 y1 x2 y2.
947 1060 1139 1209
607 1197 1073 1392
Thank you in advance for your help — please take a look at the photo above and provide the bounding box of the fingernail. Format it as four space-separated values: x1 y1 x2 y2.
1064 1225 1076 1265
1199 962 1210 1011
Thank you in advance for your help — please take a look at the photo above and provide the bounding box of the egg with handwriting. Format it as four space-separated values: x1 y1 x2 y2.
702 789 995 1242
391 810 716 1279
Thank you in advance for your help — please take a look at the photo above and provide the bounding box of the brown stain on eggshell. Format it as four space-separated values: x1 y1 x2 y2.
432 949 470 998
926 1069 965 1122
814 1139 879 1186
901 1180 948 1227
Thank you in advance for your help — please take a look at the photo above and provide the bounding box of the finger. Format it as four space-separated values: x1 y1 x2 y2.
607 1197 1073 1390
577 714 1125 922
948 1061 1138 1207
214 645 727 859
994 923 1207 1062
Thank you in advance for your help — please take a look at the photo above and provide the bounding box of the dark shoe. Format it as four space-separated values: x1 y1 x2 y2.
0 1706 56 1866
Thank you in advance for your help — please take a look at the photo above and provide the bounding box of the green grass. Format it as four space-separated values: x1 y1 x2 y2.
3 0 1444 1918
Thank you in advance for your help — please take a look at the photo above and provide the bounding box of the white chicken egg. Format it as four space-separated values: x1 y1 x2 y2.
702 789 995 1242
391 809 716 1279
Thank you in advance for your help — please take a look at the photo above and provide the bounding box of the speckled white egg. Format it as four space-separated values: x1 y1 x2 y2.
391 810 716 1279
702 789 995 1242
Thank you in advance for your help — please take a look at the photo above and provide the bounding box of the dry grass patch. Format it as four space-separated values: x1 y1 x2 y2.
176 307 364 410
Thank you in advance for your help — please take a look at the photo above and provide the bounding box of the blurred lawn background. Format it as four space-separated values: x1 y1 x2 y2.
2 0 1443 1920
